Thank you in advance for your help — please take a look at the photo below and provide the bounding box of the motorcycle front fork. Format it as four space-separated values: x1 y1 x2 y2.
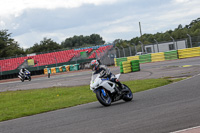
101 89 107 96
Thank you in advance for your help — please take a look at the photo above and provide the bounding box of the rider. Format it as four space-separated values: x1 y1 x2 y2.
19 67 29 78
91 59 125 93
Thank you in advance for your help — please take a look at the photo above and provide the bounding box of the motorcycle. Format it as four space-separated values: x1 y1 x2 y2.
90 72 133 106
18 71 31 82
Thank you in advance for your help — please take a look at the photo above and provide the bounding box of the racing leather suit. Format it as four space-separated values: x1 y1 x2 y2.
93 65 124 90
19 68 29 78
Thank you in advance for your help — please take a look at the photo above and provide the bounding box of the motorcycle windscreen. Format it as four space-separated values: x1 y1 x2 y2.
90 74 100 89
25 71 30 74
91 73 99 82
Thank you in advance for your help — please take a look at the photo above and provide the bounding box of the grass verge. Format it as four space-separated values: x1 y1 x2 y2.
0 78 184 122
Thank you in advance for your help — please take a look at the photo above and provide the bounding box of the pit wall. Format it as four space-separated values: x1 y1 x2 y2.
44 64 79 74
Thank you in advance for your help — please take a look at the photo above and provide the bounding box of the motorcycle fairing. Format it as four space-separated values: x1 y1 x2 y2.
100 80 115 93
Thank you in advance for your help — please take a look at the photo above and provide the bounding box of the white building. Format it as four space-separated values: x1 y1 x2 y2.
144 39 188 53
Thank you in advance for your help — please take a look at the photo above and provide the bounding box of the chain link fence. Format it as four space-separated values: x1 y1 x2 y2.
114 35 200 58
95 47 115 66
72 46 116 68
190 35 200 47
1 35 200 79
115 46 137 58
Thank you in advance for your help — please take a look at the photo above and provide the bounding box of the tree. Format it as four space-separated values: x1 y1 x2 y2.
61 34 105 48
27 38 61 53
89 34 105 45
0 29 25 58
177 24 183 29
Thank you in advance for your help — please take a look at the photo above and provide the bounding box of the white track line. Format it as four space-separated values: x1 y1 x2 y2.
171 126 200 133
0 80 20 84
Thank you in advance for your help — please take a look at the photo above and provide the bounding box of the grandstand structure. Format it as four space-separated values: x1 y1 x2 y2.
0 44 114 79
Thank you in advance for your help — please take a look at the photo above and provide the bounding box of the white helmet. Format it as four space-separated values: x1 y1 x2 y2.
90 60 99 71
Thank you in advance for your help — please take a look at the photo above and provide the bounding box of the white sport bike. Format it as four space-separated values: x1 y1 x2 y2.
90 72 133 106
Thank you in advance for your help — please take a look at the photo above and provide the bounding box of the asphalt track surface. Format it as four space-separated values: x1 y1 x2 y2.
1 57 200 133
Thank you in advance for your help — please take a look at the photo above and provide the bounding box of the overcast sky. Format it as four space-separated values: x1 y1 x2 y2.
0 0 200 49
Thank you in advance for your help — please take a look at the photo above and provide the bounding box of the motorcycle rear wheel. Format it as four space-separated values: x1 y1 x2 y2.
96 88 111 106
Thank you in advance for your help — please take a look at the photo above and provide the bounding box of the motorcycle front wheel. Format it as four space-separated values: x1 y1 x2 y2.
96 88 111 106
28 76 31 81
20 76 24 82
122 84 133 102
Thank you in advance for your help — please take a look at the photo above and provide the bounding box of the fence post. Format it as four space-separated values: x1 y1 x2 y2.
0 66 2 80
170 36 178 50
115 47 120 58
154 39 159 53
139 41 144 53
120 46 126 57
127 44 132 56
132 43 137 55
54 57 57 67
187 34 192 48
37 61 39 70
